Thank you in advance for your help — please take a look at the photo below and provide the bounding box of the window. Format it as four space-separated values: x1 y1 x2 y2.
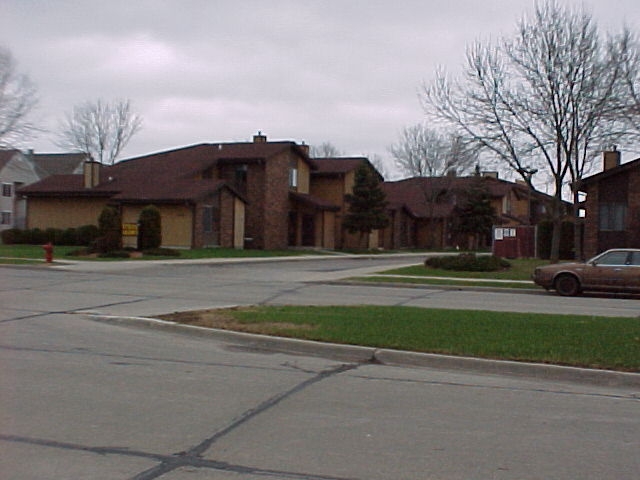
2 183 12 197
1 211 11 225
235 164 247 192
598 203 626 231
203 206 213 233
595 251 630 266
289 159 298 188
202 204 219 234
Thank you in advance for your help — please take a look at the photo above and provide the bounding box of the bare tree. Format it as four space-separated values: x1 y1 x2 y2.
57 99 142 165
368 153 389 180
310 141 341 158
389 124 477 177
0 47 38 147
421 0 640 261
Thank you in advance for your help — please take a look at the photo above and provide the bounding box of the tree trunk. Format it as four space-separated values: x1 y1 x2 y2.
572 188 582 260
549 194 563 263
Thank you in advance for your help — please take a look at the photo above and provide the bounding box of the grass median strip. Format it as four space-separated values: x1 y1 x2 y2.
159 306 640 372
354 276 534 289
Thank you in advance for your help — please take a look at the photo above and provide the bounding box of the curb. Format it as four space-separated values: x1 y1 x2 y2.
87 314 640 389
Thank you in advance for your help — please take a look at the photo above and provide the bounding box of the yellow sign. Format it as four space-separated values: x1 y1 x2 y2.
122 223 138 236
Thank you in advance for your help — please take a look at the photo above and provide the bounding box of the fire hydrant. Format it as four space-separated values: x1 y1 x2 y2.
42 242 54 263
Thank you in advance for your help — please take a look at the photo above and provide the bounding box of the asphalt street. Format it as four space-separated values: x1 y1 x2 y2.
1 256 639 479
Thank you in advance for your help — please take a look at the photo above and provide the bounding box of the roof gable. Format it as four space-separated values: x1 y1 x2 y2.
579 157 640 189
0 149 21 171
29 153 87 177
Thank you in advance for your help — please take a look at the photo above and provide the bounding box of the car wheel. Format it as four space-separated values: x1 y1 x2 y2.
554 274 580 296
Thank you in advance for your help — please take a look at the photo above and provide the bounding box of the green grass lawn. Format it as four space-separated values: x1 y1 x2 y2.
379 258 550 281
172 305 639 372
360 276 535 289
0 244 324 261
0 244 79 260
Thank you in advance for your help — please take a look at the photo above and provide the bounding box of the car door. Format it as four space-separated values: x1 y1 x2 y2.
621 251 640 291
582 251 630 290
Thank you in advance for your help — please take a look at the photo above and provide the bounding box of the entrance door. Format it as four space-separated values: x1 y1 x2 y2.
302 214 315 246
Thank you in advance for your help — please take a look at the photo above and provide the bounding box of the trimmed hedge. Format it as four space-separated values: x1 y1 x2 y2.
138 205 162 250
143 247 180 257
1 225 99 246
425 253 511 272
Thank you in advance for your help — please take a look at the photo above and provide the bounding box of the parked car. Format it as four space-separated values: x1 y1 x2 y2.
532 249 640 296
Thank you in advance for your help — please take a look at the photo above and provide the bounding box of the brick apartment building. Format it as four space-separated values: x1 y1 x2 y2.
19 134 350 250
579 149 640 258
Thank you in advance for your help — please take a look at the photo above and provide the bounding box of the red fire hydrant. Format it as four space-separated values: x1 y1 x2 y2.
42 242 54 263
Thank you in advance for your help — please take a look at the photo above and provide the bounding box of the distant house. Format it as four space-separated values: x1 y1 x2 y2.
0 150 39 230
0 149 86 231
381 173 554 250
579 150 640 258
310 157 382 249
19 134 345 250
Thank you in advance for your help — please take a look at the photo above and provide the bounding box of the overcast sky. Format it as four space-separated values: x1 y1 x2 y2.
1 0 639 179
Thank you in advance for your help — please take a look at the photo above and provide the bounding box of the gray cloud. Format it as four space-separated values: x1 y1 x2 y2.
1 0 638 175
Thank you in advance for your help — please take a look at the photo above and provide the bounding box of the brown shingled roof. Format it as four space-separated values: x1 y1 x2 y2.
0 149 21 170
17 141 304 203
383 175 541 219
29 152 87 177
312 157 367 174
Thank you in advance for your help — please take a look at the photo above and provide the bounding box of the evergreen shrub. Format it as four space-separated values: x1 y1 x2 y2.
425 253 511 272
138 205 162 250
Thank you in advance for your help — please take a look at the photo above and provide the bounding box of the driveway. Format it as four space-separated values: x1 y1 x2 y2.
1 257 639 479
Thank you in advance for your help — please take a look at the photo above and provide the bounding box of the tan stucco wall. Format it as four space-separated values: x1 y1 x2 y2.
121 204 193 248
310 176 345 209
322 211 335 249
27 198 107 229
297 158 311 194
233 198 245 249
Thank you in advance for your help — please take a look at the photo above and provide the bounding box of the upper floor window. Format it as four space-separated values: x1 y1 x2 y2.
599 203 626 231
235 164 247 192
2 183 12 197
289 159 298 189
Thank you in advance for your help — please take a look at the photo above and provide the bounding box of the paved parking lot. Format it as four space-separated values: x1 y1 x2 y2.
1 258 639 479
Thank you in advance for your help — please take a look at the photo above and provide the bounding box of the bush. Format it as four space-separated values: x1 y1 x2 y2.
143 247 180 257
28 228 48 245
93 231 122 254
76 224 100 246
97 250 131 258
138 205 162 250
1 225 100 246
425 253 510 272
96 207 122 253
1 228 23 244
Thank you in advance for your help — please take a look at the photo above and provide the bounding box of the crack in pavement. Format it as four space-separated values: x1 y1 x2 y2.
0 343 303 374
1 363 363 480
258 284 309 305
0 298 152 324
130 363 361 480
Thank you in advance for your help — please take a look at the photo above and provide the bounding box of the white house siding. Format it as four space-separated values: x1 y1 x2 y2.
0 152 40 230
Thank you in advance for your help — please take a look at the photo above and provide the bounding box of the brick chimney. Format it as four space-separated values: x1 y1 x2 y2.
83 160 100 188
603 147 621 171
253 131 267 143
